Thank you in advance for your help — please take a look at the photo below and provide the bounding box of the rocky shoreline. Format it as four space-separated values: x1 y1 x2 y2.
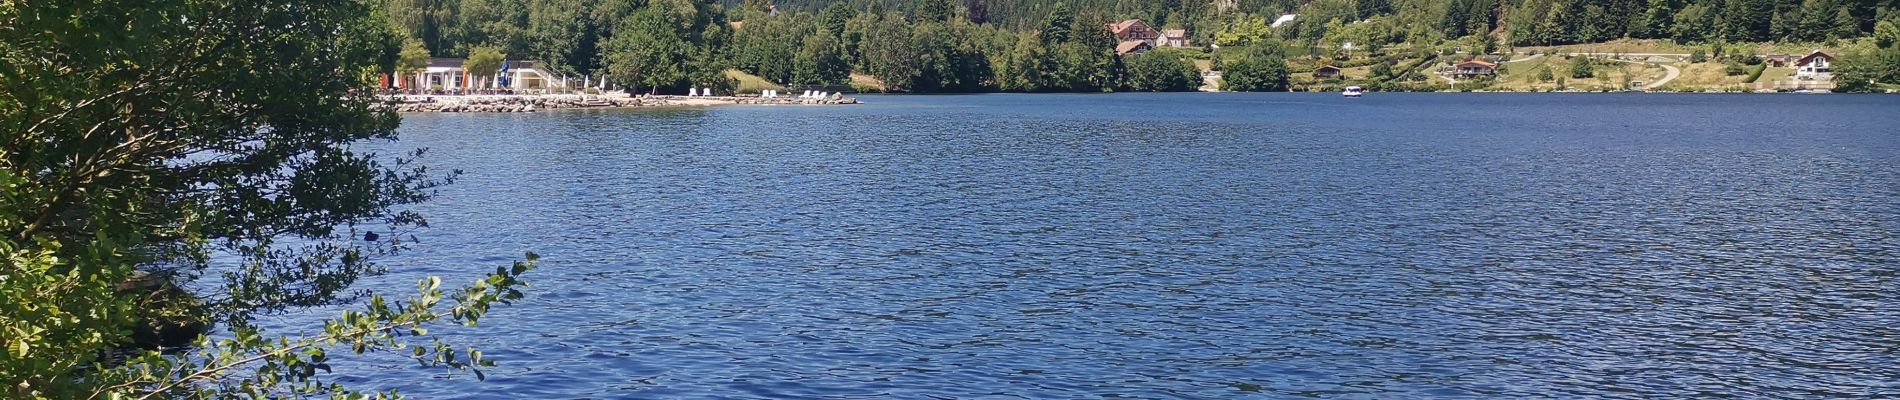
385 93 859 113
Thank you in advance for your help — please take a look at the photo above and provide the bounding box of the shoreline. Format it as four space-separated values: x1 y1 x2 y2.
385 93 858 113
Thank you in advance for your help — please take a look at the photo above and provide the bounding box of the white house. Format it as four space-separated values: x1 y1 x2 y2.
1271 14 1297 28
1794 50 1834 80
1159 29 1191 47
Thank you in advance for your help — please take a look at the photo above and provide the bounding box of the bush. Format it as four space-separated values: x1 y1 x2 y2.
1690 50 1709 63
1569 56 1595 78
1724 61 1746 76
1221 52 1291 92
1370 62 1395 79
1744 63 1767 83
1122 49 1203 92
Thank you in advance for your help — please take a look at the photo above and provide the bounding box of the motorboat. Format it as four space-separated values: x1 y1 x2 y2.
1343 86 1364 97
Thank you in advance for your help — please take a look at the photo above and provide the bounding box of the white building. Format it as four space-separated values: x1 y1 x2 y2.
1272 14 1297 28
1794 50 1834 81
389 58 565 92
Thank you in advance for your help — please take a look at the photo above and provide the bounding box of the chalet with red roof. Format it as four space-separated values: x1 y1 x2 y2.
1105 19 1159 44
1451 59 1497 79
1115 40 1153 55
1795 50 1834 80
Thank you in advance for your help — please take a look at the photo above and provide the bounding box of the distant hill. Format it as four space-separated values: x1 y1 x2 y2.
735 0 1895 46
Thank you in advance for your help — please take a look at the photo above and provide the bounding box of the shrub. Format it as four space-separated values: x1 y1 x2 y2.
1122 49 1203 92
1221 52 1291 92
1744 63 1767 83
1569 56 1595 78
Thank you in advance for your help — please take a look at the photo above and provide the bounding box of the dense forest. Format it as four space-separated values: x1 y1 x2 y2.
379 0 1900 92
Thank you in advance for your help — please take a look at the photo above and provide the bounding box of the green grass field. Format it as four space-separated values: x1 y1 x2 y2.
726 69 785 94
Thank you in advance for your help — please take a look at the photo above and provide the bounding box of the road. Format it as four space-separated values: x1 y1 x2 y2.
1511 52 1686 90
1596 54 1687 88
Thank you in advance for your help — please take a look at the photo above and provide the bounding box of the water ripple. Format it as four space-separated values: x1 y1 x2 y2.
324 93 1900 398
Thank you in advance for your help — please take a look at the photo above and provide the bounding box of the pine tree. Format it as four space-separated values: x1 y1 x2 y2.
1042 2 1074 44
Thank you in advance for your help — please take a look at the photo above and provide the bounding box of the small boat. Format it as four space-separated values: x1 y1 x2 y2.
1343 86 1364 98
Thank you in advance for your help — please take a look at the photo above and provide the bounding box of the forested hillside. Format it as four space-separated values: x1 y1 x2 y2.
378 0 1900 93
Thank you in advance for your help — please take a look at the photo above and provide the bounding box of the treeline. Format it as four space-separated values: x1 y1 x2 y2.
736 0 1266 91
1509 0 1896 45
380 0 1288 92
379 0 1897 93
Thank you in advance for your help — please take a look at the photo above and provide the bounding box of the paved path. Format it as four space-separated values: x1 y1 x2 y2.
1592 56 1683 90
1503 53 1544 64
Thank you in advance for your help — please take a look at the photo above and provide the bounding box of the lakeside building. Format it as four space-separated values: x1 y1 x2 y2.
1450 60 1498 79
1795 50 1834 80
1763 54 1795 68
384 58 568 92
1313 65 1342 80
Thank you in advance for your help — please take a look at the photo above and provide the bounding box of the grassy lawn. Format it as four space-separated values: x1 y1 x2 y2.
1758 67 1795 81
1491 55 1665 91
1665 62 1755 91
726 69 784 94
1513 39 1837 57
1515 39 1700 55
848 73 886 92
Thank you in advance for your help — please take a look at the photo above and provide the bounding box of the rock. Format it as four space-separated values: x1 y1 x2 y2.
116 271 212 349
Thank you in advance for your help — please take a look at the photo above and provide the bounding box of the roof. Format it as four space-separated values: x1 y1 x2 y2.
428 58 465 68
1795 50 1833 66
422 58 552 72
1314 65 1341 72
1454 60 1498 69
1271 14 1297 28
1161 29 1187 38
1115 40 1152 55
1105 19 1145 35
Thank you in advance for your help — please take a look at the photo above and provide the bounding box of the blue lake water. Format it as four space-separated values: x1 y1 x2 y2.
334 93 1900 398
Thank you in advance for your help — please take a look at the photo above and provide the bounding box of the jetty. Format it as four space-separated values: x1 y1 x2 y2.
385 93 858 113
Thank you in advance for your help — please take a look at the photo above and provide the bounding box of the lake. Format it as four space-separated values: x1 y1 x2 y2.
334 93 1900 398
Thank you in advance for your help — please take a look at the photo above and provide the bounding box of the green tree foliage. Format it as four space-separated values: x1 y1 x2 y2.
795 33 852 84
1878 19 1900 48
0 1 539 398
1221 46 1290 92
466 45 508 82
1000 33 1054 91
820 2 855 36
1041 2 1074 44
743 0 772 14
730 13 817 84
527 0 598 73
1569 55 1596 78
1122 49 1202 91
861 12 925 91
1371 61 1396 79
967 0 991 24
922 0 958 22
398 37 434 76
1835 19 1900 92
1497 0 1882 45
603 5 693 93
1215 14 1274 46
